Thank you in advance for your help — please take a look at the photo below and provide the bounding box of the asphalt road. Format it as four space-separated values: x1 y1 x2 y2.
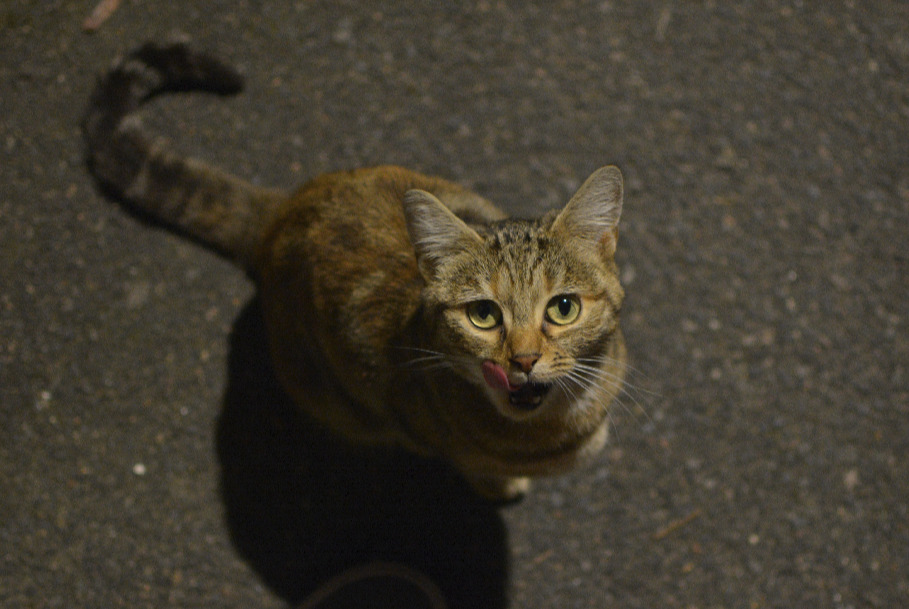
2 1 907 608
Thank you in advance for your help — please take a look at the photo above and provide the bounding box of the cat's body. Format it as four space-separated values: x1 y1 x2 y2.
84 41 627 500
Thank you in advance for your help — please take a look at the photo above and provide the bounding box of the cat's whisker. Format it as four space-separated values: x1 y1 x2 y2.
401 353 445 364
393 346 449 358
402 358 457 375
559 369 595 393
552 375 581 404
395 347 485 380
405 359 452 372
576 354 649 378
576 356 661 398
605 405 622 442
568 364 624 389
393 346 454 370
560 366 624 439
575 357 661 403
569 362 654 427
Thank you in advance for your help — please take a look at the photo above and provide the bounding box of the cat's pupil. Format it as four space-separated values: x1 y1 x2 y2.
478 301 493 319
557 297 572 316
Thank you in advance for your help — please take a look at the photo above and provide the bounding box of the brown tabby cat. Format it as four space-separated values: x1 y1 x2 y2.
83 41 627 501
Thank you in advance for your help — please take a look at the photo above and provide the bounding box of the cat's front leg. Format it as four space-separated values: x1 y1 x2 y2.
466 473 532 503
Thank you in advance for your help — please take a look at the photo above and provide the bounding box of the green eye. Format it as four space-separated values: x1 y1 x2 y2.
545 295 581 325
466 300 503 329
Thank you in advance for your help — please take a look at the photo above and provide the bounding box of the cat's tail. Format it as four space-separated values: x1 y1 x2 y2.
82 39 287 272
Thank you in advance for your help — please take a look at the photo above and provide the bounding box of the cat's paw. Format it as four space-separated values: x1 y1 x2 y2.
467 474 532 503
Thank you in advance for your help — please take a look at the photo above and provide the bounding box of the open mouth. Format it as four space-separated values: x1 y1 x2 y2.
508 382 552 410
482 360 552 411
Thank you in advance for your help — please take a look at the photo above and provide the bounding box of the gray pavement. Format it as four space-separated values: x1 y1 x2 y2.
2 1 907 608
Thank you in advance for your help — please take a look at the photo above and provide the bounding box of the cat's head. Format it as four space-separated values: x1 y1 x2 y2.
403 166 625 420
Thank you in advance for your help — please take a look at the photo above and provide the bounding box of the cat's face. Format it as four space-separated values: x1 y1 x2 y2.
404 166 625 420
431 223 623 418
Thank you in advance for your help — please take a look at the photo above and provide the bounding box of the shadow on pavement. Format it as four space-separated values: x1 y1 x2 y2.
216 298 510 609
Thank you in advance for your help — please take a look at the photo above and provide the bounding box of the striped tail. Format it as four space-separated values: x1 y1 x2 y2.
82 39 286 272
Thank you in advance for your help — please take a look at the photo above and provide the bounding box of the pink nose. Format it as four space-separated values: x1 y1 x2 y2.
511 354 539 373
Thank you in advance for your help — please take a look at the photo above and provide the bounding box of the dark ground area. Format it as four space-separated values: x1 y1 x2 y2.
2 1 907 608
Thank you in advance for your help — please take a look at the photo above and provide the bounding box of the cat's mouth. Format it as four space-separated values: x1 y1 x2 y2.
508 382 552 410
482 360 551 411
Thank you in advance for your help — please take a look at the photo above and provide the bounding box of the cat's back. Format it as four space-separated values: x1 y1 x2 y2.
257 165 502 271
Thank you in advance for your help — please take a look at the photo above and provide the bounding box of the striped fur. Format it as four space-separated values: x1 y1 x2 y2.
85 41 627 501
82 39 285 269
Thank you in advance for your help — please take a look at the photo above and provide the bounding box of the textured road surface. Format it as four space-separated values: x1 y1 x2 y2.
2 1 907 608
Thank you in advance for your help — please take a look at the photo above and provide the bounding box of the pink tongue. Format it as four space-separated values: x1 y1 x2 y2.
482 361 513 392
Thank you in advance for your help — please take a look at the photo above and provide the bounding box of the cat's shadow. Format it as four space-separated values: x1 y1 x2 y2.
216 297 510 609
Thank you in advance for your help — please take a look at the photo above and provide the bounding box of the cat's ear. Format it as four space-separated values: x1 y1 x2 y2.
403 189 483 279
552 165 623 258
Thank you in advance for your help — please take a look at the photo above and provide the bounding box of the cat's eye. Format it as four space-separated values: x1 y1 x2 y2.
545 295 581 325
466 300 503 330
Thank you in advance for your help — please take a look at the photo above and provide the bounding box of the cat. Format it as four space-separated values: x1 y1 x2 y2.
83 40 627 501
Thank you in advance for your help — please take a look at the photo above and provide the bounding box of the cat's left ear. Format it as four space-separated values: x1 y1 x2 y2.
552 165 623 258
403 189 483 279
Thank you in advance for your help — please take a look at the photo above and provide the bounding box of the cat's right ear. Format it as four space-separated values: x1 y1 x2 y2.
403 189 483 279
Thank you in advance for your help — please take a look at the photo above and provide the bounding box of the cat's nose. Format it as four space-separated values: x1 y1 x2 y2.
511 354 540 374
